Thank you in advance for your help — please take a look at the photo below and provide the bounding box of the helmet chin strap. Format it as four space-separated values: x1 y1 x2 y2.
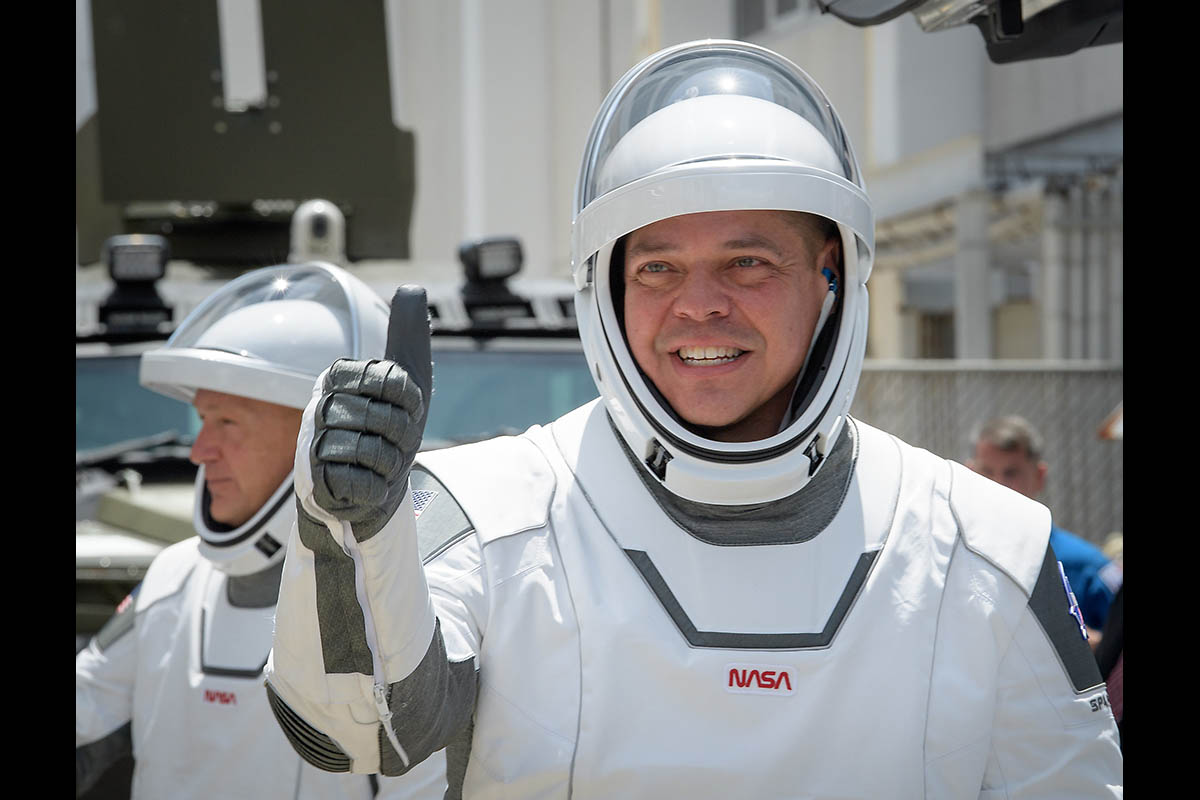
778 268 839 434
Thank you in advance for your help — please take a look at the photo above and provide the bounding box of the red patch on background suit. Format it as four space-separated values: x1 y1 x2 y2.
116 594 134 615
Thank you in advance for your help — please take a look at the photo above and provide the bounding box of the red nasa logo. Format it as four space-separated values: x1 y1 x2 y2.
724 663 797 696
203 689 238 706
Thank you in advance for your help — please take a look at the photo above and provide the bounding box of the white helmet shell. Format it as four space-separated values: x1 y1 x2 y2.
571 40 875 506
141 262 388 410
140 261 390 573
594 94 844 197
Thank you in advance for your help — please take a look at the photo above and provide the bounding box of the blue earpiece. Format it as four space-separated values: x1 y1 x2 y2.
821 268 838 295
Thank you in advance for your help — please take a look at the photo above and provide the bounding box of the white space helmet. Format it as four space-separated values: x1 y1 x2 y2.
140 262 389 574
571 39 875 506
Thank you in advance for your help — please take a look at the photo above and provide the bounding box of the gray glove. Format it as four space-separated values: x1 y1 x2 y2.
306 285 434 543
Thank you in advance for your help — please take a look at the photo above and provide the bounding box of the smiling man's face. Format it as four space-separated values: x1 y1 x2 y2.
622 210 840 443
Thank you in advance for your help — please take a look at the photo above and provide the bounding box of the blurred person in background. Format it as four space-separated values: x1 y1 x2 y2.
76 263 446 800
969 415 1123 647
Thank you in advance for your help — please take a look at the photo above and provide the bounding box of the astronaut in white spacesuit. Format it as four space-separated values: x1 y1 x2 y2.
264 41 1123 798
76 262 446 800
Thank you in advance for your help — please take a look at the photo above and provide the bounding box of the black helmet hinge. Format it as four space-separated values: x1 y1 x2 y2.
804 435 826 477
645 438 673 481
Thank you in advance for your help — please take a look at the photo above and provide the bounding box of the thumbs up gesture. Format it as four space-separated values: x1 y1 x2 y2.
303 285 433 542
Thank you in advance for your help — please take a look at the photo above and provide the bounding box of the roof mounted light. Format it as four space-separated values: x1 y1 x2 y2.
97 234 172 338
104 234 170 283
458 236 523 284
456 236 541 330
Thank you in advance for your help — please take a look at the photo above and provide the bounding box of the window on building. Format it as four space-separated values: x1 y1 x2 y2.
735 0 815 38
918 312 956 359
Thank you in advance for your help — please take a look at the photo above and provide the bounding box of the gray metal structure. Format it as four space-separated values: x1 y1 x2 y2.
76 0 416 267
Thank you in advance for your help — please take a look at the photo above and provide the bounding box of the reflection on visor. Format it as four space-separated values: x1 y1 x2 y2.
664 65 775 105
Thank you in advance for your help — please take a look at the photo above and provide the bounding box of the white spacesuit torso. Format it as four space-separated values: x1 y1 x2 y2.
76 537 447 800
414 400 1118 798
268 398 1120 798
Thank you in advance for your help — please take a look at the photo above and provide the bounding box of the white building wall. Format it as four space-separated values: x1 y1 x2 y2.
477 1 555 274
985 42 1123 151
389 0 559 280
885 16 986 168
386 1 464 275
548 2 606 279
755 12 869 177
661 0 734 46
859 15 987 220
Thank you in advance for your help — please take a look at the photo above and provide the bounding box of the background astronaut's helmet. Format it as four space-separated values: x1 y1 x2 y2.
140 262 389 574
571 39 876 506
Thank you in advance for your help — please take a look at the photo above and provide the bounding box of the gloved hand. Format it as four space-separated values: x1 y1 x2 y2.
303 285 433 543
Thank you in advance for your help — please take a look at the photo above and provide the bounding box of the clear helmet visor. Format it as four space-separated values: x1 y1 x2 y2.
141 262 387 410
576 41 864 217
168 264 358 359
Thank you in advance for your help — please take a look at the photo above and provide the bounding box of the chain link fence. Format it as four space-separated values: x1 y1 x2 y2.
851 360 1123 547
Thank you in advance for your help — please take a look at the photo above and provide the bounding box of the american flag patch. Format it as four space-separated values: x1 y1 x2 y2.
412 489 438 520
1058 561 1089 641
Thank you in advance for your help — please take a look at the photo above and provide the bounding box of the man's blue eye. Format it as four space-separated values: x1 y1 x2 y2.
643 262 668 273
